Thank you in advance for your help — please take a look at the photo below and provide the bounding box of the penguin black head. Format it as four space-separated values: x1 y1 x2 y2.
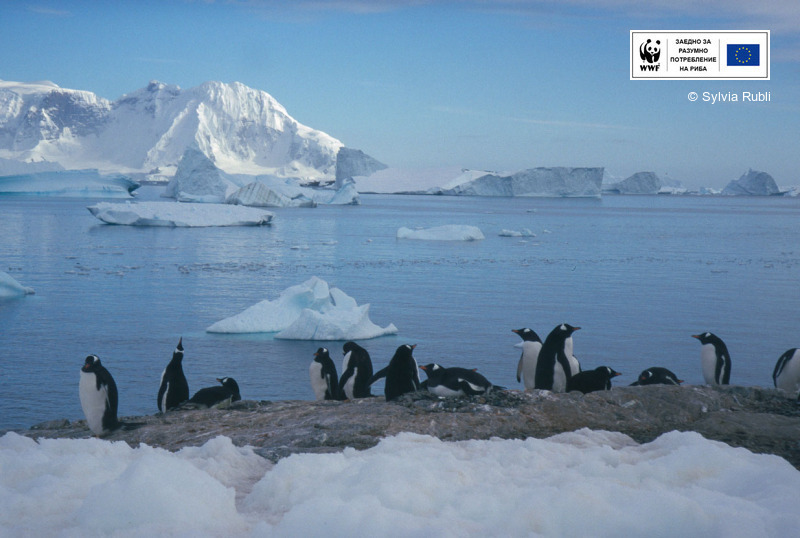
216 377 241 397
419 363 443 377
314 347 330 359
343 341 359 354
598 366 622 379
512 328 542 343
692 332 720 346
558 323 581 336
170 337 185 363
82 355 101 373
176 337 184 352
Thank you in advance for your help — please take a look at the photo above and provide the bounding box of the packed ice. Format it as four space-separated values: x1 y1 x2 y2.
397 225 485 241
206 276 398 340
87 201 274 227
1 429 798 536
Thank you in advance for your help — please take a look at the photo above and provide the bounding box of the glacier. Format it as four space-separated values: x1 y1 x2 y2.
0 271 34 298
87 201 274 227
0 169 138 197
206 276 398 340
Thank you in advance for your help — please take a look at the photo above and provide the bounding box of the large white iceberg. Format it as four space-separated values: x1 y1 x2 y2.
602 171 662 194
397 225 485 241
206 276 398 340
0 271 34 299
0 170 139 197
87 201 274 227
722 169 782 196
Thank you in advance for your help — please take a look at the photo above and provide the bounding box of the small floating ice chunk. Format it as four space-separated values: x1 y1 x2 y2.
87 202 274 227
499 228 536 238
397 225 484 241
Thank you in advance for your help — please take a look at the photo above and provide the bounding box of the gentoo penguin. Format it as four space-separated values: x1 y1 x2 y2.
157 337 189 412
512 328 542 390
186 377 241 408
534 323 582 392
566 366 621 394
692 332 731 385
309 347 339 400
629 367 684 386
369 344 420 401
79 355 122 436
419 363 495 397
338 341 374 399
773 348 800 395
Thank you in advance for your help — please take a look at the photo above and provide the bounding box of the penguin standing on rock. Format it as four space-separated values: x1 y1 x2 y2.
566 366 621 394
419 363 495 397
512 328 542 390
309 347 339 400
534 323 582 392
692 332 731 385
773 348 800 395
157 337 189 413
338 341 374 399
630 367 683 386
79 355 137 437
186 377 241 408
369 344 420 401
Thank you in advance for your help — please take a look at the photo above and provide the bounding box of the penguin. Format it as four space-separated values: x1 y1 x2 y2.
309 347 339 400
566 366 621 394
157 337 189 413
79 355 125 436
629 367 684 386
773 348 800 395
338 341 374 399
512 328 542 390
185 377 241 408
692 332 731 385
419 363 495 397
369 344 420 401
534 323 582 392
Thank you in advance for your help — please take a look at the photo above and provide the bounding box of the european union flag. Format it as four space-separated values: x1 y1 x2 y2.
727 44 760 66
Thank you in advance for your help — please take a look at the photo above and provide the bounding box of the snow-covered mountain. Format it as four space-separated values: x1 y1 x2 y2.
0 79 344 182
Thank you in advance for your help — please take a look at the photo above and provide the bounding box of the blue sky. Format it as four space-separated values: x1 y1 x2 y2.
2 0 799 188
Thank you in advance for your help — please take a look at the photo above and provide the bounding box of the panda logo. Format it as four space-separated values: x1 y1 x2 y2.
639 39 661 64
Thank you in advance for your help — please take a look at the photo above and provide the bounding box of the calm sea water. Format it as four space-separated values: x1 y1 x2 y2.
1 188 798 430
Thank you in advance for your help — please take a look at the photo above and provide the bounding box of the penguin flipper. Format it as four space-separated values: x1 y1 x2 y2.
368 366 388 386
516 355 524 383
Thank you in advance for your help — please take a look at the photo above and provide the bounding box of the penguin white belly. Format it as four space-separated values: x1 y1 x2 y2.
429 384 463 397
160 381 170 412
700 344 717 384
519 342 541 390
342 367 357 400
341 351 352 375
309 362 327 400
776 352 800 393
552 363 568 393
567 355 581 377
79 371 109 435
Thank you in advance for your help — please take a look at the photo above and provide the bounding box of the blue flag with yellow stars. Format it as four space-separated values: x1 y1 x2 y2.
727 44 759 66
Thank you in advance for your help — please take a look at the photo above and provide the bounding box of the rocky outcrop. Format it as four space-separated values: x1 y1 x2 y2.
18 385 800 468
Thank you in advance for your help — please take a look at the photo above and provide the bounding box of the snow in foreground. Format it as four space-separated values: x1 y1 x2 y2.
1 430 797 537
87 201 274 227
206 276 398 339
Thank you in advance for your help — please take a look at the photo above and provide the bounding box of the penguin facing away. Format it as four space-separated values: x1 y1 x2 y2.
186 377 241 408
157 337 189 413
79 355 143 436
339 341 374 399
692 332 731 385
310 347 339 400
419 363 495 397
512 328 542 390
534 323 582 392
773 348 800 395
629 367 684 386
566 366 621 394
369 344 420 401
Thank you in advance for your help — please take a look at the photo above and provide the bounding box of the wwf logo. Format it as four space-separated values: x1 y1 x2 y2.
639 39 661 64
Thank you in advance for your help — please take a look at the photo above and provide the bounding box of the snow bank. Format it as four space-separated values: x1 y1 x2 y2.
397 225 485 241
0 170 139 197
87 201 274 227
0 271 34 298
722 169 782 196
206 276 398 339
3 430 798 536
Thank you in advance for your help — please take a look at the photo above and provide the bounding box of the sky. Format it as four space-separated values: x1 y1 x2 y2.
1 0 799 188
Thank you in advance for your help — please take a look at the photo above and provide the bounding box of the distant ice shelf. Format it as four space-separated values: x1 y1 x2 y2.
0 170 138 198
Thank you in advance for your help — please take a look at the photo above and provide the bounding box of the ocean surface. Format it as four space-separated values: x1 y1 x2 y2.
1 188 798 430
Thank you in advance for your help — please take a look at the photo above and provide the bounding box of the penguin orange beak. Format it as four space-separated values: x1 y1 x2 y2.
419 365 427 371
691 334 700 340
411 344 417 350
574 327 582 331
613 372 622 377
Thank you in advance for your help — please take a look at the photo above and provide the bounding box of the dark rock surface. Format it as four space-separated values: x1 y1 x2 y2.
15 385 800 468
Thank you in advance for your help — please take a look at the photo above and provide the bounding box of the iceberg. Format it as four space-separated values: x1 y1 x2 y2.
334 147 388 182
0 271 34 299
397 225 485 241
206 276 398 340
722 169 782 196
87 201 274 227
602 171 661 194
0 170 139 197
226 182 316 208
